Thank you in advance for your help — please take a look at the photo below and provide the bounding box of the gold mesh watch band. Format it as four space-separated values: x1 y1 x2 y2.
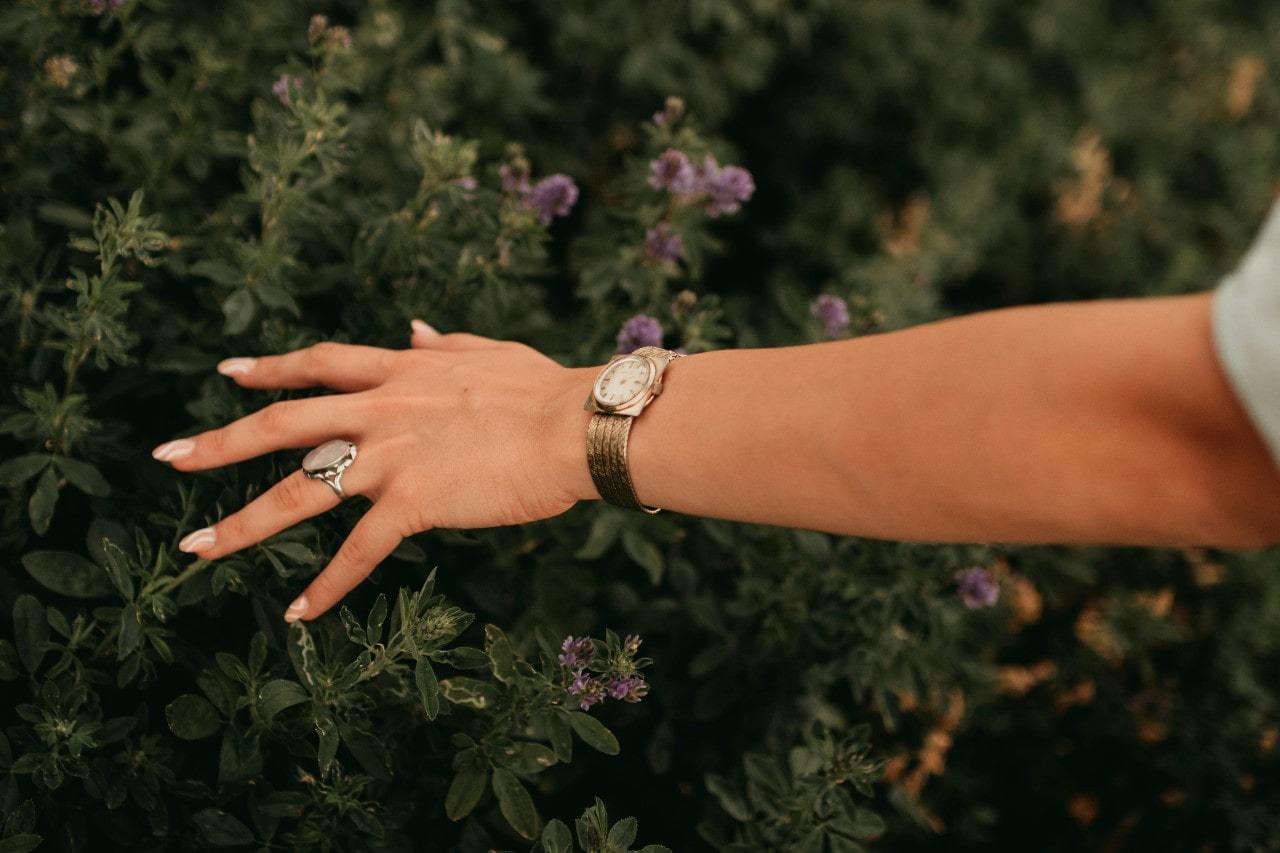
585 347 681 513
587 412 657 513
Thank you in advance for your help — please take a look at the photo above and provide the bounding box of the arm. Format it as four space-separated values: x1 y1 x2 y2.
157 292 1280 621
616 292 1280 546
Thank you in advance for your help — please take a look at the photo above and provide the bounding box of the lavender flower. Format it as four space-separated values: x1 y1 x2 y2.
569 672 606 710
616 315 663 353
272 74 304 106
648 150 699 194
645 223 683 264
955 567 1000 609
702 160 755 217
608 675 649 703
810 295 851 340
652 96 685 128
558 636 596 669
524 174 579 226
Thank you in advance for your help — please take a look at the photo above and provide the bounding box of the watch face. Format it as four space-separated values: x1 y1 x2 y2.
593 356 653 408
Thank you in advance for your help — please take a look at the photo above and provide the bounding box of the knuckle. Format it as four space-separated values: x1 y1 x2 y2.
202 428 228 456
303 342 339 375
258 402 293 434
336 534 372 570
274 474 312 514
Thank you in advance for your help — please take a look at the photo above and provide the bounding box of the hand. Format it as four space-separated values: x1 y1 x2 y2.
153 322 597 622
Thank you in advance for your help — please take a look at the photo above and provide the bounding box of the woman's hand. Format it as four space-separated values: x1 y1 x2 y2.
153 322 597 622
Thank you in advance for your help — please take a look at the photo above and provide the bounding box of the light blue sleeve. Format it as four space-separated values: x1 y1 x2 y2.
1213 204 1280 469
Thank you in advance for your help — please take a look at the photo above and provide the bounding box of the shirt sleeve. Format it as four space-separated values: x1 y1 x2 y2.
1212 204 1280 469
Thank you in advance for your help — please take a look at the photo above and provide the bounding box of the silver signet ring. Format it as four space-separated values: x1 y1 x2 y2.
302 439 358 500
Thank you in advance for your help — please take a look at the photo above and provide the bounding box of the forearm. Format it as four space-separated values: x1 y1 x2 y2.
564 293 1280 546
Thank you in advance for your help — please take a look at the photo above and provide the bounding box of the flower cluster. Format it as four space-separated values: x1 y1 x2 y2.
810 294 851 340
616 314 663 353
647 149 755 218
500 164 579 226
272 74 304 106
955 567 1000 609
308 14 353 50
559 634 650 711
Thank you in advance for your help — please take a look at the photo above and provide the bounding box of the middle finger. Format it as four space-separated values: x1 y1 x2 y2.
156 395 369 471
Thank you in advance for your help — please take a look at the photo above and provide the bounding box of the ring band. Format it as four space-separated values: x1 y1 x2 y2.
302 439 358 499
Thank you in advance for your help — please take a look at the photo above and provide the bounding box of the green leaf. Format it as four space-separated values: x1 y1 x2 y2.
166 694 222 740
28 466 58 535
547 711 572 762
0 835 43 853
435 646 489 669
118 603 142 658
486 624 516 684
566 711 620 755
53 457 110 497
622 529 665 585
607 816 638 849
13 596 48 673
575 510 623 560
705 774 751 821
315 716 339 773
222 289 257 336
444 763 488 821
540 820 574 853
846 808 886 840
191 809 255 846
439 677 499 709
492 767 541 839
21 551 113 598
0 454 49 486
339 606 366 645
414 660 440 720
366 594 388 643
257 679 309 722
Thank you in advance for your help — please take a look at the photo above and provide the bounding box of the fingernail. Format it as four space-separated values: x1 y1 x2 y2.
217 357 257 376
152 439 195 462
284 596 308 623
410 319 438 337
179 527 216 553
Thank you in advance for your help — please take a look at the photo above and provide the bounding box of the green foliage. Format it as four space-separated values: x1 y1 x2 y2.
2 1 1279 851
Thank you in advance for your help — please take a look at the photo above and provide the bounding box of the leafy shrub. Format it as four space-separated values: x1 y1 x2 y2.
2 1 1278 851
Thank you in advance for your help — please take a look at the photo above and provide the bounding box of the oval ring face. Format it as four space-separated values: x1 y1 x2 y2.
593 356 652 407
303 439 355 472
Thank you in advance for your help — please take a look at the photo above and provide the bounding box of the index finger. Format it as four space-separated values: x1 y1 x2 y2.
218 342 400 391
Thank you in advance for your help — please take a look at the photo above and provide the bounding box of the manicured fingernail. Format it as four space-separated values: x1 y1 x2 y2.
152 439 195 462
410 319 438 337
179 527 216 553
217 357 257 376
284 596 308 623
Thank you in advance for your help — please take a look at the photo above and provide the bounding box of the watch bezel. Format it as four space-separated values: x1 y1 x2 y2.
588 353 658 414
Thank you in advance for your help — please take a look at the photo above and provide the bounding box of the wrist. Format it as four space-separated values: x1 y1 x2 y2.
547 365 603 504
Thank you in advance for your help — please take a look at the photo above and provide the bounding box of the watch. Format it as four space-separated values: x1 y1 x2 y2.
584 346 682 513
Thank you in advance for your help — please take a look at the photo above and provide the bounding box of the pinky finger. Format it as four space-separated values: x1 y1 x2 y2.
284 506 407 622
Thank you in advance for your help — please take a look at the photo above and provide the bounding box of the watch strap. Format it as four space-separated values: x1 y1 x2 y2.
587 413 659 513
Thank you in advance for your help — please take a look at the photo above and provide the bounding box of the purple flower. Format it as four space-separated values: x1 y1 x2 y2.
955 568 1000 609
645 223 683 264
524 174 579 226
272 74 304 106
569 671 606 710
558 636 596 670
499 164 530 195
702 160 755 218
648 150 698 194
449 176 478 192
608 675 649 703
616 315 663 353
810 295 851 340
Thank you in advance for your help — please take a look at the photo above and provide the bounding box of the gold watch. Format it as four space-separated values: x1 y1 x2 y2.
584 346 682 513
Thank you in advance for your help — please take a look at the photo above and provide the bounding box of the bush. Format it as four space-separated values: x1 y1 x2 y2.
2 1 1278 851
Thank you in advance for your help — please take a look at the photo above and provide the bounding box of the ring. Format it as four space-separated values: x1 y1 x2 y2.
302 439 358 499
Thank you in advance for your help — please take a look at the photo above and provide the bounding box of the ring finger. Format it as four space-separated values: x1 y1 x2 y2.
177 453 378 560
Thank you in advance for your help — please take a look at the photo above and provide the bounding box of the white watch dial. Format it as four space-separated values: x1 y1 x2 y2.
593 356 653 407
